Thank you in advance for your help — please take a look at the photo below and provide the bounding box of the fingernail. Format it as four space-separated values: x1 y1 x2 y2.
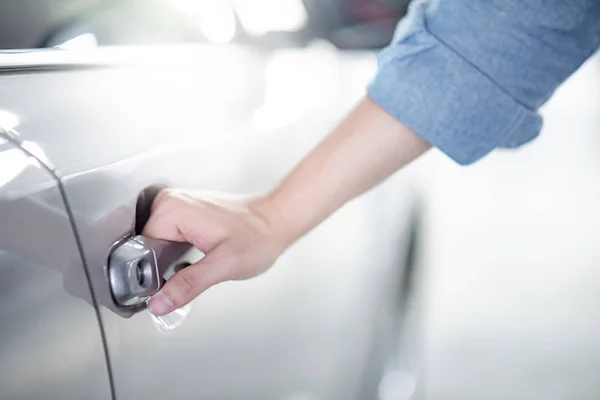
148 292 174 316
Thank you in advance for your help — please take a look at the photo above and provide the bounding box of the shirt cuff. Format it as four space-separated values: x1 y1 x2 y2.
367 1 542 165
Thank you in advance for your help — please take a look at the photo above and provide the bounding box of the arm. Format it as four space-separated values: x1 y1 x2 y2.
144 97 429 315
146 0 600 316
257 97 430 246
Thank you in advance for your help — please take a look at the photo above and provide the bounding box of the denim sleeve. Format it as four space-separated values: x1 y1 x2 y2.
367 0 600 165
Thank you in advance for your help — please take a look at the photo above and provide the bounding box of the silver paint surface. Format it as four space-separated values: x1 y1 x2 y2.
0 135 111 400
0 45 413 399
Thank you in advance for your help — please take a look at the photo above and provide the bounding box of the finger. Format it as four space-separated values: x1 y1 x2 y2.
151 188 172 212
147 248 233 316
142 192 223 248
142 191 187 241
142 211 184 242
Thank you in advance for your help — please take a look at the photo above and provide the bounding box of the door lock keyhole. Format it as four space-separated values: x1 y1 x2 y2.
135 259 152 289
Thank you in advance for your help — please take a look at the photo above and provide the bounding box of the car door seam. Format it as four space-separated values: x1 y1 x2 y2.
0 129 118 400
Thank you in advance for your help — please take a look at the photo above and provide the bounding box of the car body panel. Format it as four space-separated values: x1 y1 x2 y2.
0 134 112 400
0 45 413 399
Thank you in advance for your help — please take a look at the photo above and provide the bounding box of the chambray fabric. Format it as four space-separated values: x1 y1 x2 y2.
368 0 600 165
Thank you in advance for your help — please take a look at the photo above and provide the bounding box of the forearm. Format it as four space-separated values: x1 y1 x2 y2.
255 96 430 246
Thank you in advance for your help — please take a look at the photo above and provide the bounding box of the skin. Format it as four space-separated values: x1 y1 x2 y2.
144 97 430 316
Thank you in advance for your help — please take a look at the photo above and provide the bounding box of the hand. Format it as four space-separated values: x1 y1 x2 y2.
143 190 286 316
143 98 428 316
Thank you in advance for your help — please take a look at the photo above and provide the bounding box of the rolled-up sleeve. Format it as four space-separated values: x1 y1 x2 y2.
367 0 600 165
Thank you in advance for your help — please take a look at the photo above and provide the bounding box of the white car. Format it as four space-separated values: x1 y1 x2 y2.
0 2 418 399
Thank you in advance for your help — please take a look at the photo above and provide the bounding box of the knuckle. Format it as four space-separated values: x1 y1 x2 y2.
159 192 181 209
155 190 188 211
168 270 198 302
152 189 172 209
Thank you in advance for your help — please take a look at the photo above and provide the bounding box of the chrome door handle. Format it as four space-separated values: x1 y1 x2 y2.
108 235 192 307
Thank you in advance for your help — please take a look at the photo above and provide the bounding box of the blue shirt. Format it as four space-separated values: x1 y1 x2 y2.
367 0 600 165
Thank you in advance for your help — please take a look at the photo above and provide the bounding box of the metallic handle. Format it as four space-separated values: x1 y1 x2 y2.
108 235 192 307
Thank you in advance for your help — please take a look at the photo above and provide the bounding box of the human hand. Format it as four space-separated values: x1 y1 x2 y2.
143 190 286 316
143 98 428 316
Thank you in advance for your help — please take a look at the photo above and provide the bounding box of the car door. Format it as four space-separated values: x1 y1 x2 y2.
0 131 112 399
0 45 416 400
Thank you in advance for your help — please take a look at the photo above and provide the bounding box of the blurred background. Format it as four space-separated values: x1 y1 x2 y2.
0 0 409 50
1 1 600 399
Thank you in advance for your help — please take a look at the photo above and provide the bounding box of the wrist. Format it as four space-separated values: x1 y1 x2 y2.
248 192 297 251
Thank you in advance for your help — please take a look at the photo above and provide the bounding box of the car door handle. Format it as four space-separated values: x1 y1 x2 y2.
108 235 193 307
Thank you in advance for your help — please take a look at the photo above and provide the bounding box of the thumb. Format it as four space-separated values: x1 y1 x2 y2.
148 248 233 316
